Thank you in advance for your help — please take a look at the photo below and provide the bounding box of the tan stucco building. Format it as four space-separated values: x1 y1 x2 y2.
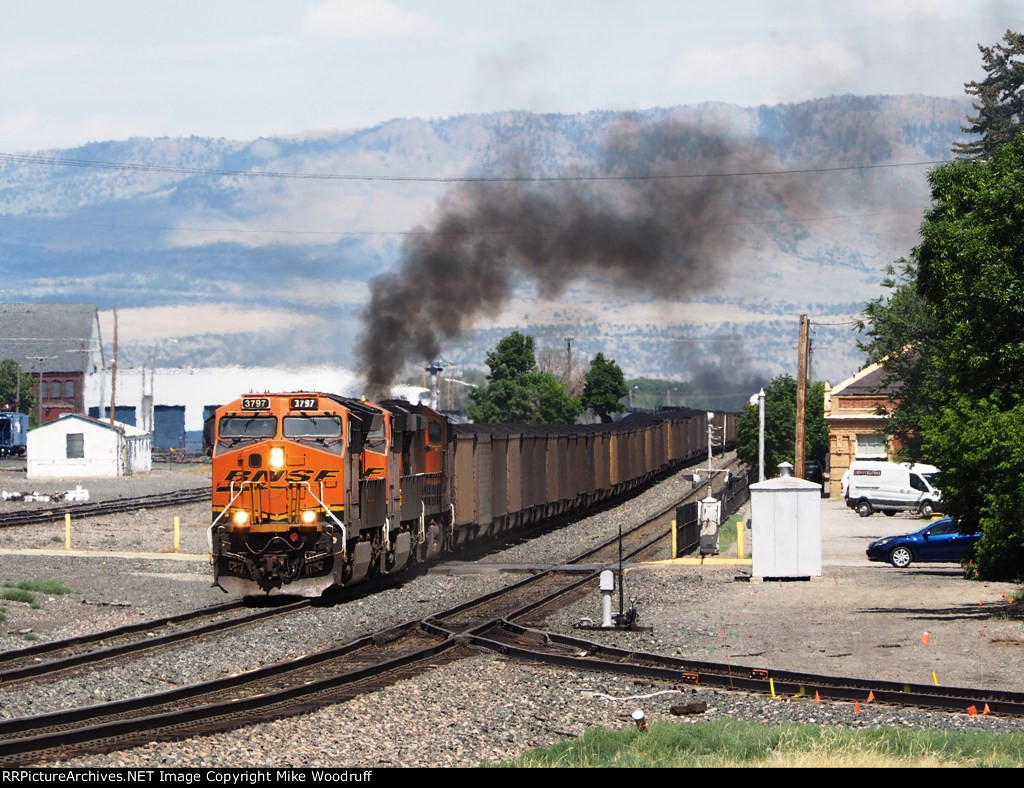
824 362 902 498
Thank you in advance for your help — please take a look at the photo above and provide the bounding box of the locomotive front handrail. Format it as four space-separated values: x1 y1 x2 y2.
301 481 347 557
209 480 257 530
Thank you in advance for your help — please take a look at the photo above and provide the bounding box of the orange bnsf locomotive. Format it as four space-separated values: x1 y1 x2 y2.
208 392 735 596
208 392 448 596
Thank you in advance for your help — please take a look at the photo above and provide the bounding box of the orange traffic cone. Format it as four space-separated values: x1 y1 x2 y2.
854 701 861 713
967 705 978 716
983 704 991 716
866 691 875 703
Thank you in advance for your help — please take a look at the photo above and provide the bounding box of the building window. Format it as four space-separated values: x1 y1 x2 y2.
66 433 85 459
855 433 887 459
64 380 75 399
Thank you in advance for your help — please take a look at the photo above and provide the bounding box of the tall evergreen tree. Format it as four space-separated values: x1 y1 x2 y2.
953 30 1024 157
581 353 628 423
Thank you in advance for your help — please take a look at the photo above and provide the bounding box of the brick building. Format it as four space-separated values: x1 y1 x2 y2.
824 361 902 498
0 303 104 423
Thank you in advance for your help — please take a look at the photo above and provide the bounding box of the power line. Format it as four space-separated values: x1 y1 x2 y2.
0 208 923 239
0 151 951 183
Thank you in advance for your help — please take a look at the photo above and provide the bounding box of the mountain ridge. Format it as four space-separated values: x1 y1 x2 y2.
0 95 973 391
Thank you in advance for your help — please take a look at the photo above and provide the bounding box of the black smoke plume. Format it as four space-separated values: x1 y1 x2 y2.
356 118 822 390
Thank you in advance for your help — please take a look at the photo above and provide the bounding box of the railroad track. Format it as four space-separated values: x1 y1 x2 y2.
475 623 1024 717
0 459 743 765
0 453 738 688
0 488 209 529
0 599 307 684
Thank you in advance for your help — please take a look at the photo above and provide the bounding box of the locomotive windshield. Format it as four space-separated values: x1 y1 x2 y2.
284 415 343 454
284 415 342 437
219 416 277 439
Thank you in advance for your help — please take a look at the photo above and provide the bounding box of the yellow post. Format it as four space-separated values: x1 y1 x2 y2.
736 518 745 560
64 513 71 550
671 519 677 559
174 516 181 553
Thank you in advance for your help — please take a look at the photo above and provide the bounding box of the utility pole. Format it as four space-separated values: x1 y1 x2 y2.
564 335 575 391
25 355 56 424
794 314 810 479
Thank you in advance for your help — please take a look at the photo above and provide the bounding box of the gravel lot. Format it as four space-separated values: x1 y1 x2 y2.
1 459 1022 767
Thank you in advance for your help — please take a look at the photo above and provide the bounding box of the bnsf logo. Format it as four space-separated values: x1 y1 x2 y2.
216 469 340 492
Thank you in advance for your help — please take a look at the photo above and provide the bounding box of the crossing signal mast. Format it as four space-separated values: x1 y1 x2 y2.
690 412 730 556
424 358 453 411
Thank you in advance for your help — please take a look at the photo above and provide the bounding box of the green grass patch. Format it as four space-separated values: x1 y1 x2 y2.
0 606 6 625
8 580 72 595
717 513 745 555
21 633 38 643
0 589 35 605
494 719 1024 768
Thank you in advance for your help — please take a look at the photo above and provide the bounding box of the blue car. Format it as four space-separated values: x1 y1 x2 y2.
866 517 981 568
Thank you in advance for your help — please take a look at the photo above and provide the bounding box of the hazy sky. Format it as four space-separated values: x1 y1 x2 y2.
1 0 1020 152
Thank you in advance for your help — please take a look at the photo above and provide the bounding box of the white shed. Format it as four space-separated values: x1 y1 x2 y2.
27 414 152 479
749 474 822 580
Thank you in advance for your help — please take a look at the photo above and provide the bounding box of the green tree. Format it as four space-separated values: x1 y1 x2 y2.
736 375 828 477
0 359 34 414
860 134 1024 580
855 258 942 457
468 331 581 424
953 30 1024 157
582 353 628 422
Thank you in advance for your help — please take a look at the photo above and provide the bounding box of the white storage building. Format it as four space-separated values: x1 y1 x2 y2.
27 414 152 479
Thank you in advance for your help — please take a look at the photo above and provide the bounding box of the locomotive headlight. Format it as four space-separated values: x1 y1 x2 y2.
233 510 249 525
301 510 316 524
269 446 285 469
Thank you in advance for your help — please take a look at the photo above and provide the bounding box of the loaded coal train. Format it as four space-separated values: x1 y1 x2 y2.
207 393 735 596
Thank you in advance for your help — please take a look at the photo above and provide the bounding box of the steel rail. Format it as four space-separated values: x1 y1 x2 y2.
0 488 209 529
475 622 1024 717
0 599 308 684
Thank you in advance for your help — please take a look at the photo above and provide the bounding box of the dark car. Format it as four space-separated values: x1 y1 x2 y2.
803 459 824 485
866 517 981 568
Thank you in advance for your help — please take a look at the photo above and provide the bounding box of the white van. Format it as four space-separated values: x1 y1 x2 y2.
844 460 942 517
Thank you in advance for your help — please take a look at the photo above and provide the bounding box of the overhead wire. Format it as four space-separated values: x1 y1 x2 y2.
0 151 951 183
0 209 923 239
0 151 940 238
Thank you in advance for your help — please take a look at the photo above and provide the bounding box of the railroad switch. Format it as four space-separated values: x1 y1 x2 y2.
574 569 651 631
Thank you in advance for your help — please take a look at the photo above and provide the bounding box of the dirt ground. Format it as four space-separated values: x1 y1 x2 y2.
545 498 1024 693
